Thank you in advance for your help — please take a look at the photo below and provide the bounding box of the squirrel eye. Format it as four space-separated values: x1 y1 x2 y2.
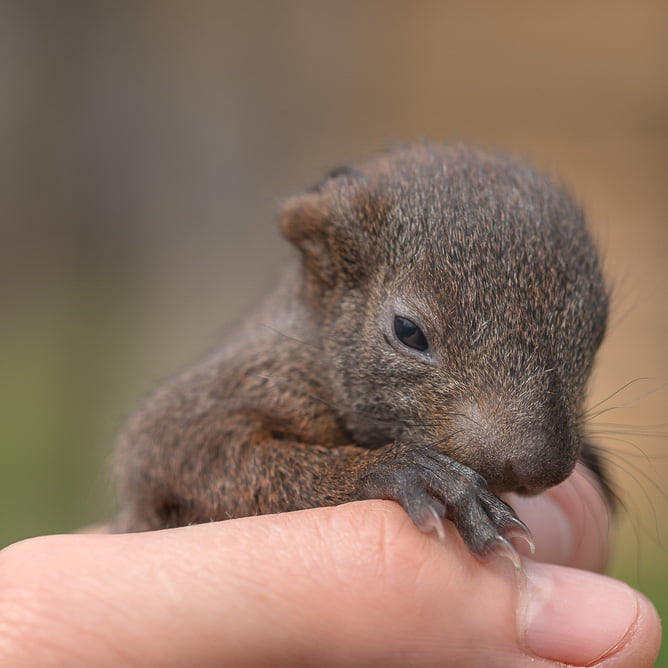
393 316 429 352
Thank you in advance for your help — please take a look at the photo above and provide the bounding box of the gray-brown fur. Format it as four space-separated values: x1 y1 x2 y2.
113 144 609 556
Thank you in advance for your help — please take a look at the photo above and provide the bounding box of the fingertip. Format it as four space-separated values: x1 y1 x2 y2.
521 562 662 667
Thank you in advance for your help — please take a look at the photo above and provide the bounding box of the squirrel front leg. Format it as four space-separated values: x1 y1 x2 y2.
114 409 529 558
113 407 366 532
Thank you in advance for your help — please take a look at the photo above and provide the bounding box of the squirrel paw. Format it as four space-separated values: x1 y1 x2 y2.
358 444 535 561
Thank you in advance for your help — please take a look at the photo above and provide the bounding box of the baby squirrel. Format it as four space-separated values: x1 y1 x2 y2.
113 144 610 558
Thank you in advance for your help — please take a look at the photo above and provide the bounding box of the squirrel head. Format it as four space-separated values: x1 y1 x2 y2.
281 144 608 494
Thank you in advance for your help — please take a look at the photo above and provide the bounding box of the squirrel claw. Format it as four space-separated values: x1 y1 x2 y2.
425 504 446 542
489 535 524 574
504 516 536 554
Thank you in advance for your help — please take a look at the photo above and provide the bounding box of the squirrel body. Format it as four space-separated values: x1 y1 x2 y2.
113 145 609 556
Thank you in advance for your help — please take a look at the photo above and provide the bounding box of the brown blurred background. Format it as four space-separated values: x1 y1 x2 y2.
1 0 666 658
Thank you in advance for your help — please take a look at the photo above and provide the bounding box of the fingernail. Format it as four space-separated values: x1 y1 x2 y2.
521 563 639 665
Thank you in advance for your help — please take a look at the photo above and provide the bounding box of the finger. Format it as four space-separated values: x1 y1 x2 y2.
0 500 659 667
520 561 661 667
505 463 611 571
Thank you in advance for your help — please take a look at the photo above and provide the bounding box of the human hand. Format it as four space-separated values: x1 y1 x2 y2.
0 465 661 667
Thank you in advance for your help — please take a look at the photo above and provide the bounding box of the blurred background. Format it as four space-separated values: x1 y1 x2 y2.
1 0 666 659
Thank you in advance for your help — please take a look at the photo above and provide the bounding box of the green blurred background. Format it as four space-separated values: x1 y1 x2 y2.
1 1 666 662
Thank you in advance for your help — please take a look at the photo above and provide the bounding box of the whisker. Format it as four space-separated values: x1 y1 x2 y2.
583 379 667 422
595 449 668 506
588 435 665 462
586 425 668 439
259 323 324 351
588 447 667 551
568 464 616 552
256 371 473 435
584 377 654 415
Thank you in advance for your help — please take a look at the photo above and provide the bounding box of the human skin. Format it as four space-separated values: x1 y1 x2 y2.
0 466 661 667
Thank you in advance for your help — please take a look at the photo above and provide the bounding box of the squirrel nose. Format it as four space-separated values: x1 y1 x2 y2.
500 457 554 495
486 425 577 493
449 399 578 494
501 460 525 491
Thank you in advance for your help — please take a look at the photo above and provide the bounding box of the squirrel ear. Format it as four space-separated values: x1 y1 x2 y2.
308 164 361 193
280 165 366 285
280 192 339 284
